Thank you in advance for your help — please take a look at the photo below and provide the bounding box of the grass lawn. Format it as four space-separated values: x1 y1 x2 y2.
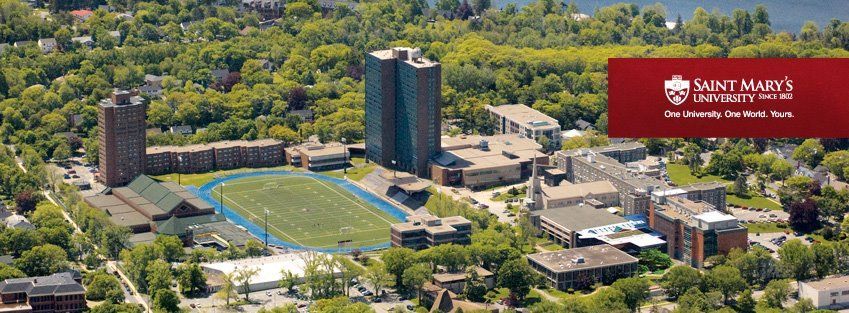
727 194 783 211
666 164 730 186
152 165 297 187
315 162 375 181
212 175 398 249
746 222 788 233
539 241 564 252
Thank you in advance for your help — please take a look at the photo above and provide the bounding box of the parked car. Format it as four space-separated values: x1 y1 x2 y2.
266 291 272 297
373 297 382 303
63 174 71 179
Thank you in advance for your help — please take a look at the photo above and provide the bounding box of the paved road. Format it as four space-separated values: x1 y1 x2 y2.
17 154 150 312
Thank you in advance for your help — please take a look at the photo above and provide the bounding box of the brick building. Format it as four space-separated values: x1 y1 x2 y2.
365 47 442 177
0 272 86 313
98 90 147 187
284 142 349 171
648 195 747 268
146 139 284 175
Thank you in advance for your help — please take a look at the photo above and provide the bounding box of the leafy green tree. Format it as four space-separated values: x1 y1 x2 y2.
497 258 536 301
152 289 180 313
737 289 756 313
637 249 672 272
177 262 207 296
146 260 173 295
382 247 415 287
705 265 747 304
0 264 25 280
154 235 185 262
812 243 836 279
236 267 259 301
762 279 790 308
402 263 431 301
778 239 814 281
611 277 649 312
792 139 825 168
364 262 393 296
677 287 711 313
14 244 68 276
661 265 702 299
86 271 124 302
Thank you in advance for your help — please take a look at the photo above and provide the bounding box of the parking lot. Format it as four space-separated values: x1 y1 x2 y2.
49 156 105 197
731 207 789 223
748 231 814 255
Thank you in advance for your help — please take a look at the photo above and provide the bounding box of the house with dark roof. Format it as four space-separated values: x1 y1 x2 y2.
0 272 86 312
84 175 219 245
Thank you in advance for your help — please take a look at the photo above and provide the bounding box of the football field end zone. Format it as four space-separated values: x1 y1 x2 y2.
189 170 409 253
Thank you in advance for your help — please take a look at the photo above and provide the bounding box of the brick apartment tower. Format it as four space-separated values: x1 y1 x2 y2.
98 90 147 187
365 47 442 178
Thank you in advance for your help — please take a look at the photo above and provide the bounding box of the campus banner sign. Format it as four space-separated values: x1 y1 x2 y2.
608 58 849 138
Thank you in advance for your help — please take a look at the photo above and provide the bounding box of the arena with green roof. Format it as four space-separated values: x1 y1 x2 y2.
84 175 227 245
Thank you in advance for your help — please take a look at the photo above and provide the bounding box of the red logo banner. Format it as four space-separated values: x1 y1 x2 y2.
608 58 849 138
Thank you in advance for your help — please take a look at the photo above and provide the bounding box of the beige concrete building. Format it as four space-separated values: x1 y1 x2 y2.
284 142 349 171
390 215 471 250
800 276 849 309
430 134 547 189
527 244 639 291
486 104 561 149
537 181 619 210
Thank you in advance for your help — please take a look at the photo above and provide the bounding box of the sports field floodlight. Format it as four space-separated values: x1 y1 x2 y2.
219 182 226 218
341 138 348 174
177 155 184 185
264 208 270 248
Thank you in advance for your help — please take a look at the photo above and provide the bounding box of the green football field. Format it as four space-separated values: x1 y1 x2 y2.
211 175 396 249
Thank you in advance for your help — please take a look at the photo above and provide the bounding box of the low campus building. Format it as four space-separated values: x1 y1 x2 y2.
430 134 547 189
529 205 664 252
536 181 619 210
202 252 341 293
527 244 639 291
146 139 284 175
0 272 86 313
799 276 849 309
431 266 495 294
486 104 561 149
284 142 349 171
84 175 223 245
390 215 471 250
555 142 726 215
648 195 747 268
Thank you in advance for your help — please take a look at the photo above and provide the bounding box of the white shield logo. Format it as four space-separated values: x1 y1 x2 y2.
664 75 689 106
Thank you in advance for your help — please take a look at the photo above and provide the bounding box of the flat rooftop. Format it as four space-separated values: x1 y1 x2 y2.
370 47 439 68
803 275 849 290
532 205 626 231
147 139 282 154
527 244 638 272
486 104 560 130
541 181 618 201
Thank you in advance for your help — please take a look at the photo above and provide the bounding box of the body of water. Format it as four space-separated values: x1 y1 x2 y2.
490 0 849 33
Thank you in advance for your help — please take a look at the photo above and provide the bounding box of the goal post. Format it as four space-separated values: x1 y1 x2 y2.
340 226 353 235
263 182 278 190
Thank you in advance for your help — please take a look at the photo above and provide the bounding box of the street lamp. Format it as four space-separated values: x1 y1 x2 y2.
264 208 270 248
391 160 397 178
219 182 226 219
341 137 348 174
177 155 183 185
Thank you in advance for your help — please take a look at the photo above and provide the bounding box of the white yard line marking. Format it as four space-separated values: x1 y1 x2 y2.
213 189 304 246
313 179 394 226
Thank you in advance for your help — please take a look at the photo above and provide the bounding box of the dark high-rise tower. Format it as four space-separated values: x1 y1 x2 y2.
365 47 441 177
98 90 147 187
